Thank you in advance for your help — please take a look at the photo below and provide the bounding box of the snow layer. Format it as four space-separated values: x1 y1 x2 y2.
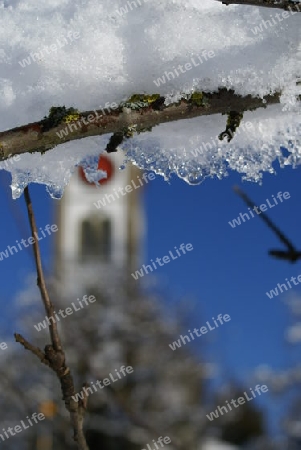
0 0 300 198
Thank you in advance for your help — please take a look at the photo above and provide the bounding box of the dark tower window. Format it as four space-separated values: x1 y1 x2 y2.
80 217 111 261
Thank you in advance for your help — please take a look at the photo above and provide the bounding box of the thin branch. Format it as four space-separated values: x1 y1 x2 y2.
23 187 61 351
14 186 90 450
233 185 301 263
14 333 51 367
216 0 301 11
0 89 281 161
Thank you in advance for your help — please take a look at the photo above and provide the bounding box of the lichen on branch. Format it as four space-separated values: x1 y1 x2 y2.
0 89 281 161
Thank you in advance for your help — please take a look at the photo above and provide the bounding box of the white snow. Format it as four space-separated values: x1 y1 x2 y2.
0 0 300 198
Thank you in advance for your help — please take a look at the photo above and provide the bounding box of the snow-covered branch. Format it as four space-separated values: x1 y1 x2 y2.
0 89 280 162
217 0 301 11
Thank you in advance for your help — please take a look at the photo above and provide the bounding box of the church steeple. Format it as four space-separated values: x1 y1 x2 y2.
54 152 144 284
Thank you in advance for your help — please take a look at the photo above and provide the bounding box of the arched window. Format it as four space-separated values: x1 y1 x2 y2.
80 216 111 261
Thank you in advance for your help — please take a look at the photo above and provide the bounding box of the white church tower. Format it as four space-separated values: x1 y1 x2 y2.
54 151 144 293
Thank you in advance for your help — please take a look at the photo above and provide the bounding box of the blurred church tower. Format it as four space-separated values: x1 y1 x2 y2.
51 152 208 450
54 151 144 292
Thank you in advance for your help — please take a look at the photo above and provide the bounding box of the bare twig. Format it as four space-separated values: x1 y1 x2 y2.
14 186 90 450
0 89 281 161
14 333 51 367
23 187 61 351
233 186 301 263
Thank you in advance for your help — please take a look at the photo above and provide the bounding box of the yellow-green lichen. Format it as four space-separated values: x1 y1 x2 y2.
41 106 80 131
123 124 137 138
122 93 161 110
63 113 81 123
188 91 209 107
190 92 203 106
127 93 160 104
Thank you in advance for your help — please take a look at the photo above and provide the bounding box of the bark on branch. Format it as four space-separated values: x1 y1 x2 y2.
14 186 89 450
216 0 301 11
0 89 281 161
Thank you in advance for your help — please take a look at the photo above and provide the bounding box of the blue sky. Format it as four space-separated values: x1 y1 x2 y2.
144 162 301 437
1 159 301 439
145 165 301 373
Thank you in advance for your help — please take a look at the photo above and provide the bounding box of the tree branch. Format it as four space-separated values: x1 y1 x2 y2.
0 89 281 161
14 333 51 368
216 0 301 11
23 187 61 351
233 185 301 262
14 186 89 450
